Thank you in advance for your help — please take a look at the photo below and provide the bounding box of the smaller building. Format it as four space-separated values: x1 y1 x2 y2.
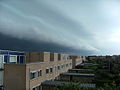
41 80 96 90
80 63 99 66
59 73 95 83
68 69 94 74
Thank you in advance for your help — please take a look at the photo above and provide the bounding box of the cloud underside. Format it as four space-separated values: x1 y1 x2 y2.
0 0 99 55
3 0 120 55
0 33 93 55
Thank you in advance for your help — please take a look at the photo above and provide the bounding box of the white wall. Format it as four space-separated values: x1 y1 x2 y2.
0 71 3 86
0 55 4 69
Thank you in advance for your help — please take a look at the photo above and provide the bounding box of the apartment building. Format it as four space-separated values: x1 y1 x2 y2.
0 50 25 89
4 52 74 90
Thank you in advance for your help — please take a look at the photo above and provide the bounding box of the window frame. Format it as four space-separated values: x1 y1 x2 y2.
38 70 42 77
46 68 49 74
57 65 60 70
9 55 17 63
30 71 37 80
50 67 53 73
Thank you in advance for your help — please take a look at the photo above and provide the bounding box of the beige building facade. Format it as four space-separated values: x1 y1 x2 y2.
4 52 83 90
70 56 86 68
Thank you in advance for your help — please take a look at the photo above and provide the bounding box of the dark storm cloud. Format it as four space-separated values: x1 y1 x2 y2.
0 0 102 55
0 33 93 55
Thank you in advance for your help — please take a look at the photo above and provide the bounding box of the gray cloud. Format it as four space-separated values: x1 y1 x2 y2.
0 32 93 56
0 0 98 55
2 0 120 55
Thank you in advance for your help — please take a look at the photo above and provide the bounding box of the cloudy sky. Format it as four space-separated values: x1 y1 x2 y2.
0 0 120 55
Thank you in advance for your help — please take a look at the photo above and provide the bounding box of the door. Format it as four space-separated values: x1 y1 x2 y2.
0 55 4 69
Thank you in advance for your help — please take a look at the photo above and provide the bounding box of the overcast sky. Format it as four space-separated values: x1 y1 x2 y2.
0 0 120 55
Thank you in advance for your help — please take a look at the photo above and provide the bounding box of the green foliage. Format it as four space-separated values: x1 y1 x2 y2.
60 58 120 90
53 82 91 90
53 82 120 90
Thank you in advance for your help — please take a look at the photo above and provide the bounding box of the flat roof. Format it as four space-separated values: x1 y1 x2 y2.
41 80 96 88
0 49 24 53
26 51 69 55
41 80 64 86
69 69 94 71
0 50 25 55
80 83 96 88
80 63 98 66
60 73 95 77
26 62 45 65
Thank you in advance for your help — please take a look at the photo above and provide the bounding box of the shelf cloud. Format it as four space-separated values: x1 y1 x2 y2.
0 0 120 55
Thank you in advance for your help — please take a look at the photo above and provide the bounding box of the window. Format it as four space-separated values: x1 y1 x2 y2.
38 70 42 77
4 55 8 63
17 56 20 63
20 56 25 63
58 54 61 60
50 68 53 73
58 66 60 70
63 64 65 68
50 53 54 61
30 71 37 80
36 85 41 90
66 64 68 67
0 55 4 69
32 87 36 90
61 65 63 69
0 55 4 62
61 65 62 69
9 55 17 63
39 85 41 90
46 68 49 74
33 85 41 90
55 66 57 71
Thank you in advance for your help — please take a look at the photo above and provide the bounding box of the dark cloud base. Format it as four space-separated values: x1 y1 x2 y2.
0 32 92 56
